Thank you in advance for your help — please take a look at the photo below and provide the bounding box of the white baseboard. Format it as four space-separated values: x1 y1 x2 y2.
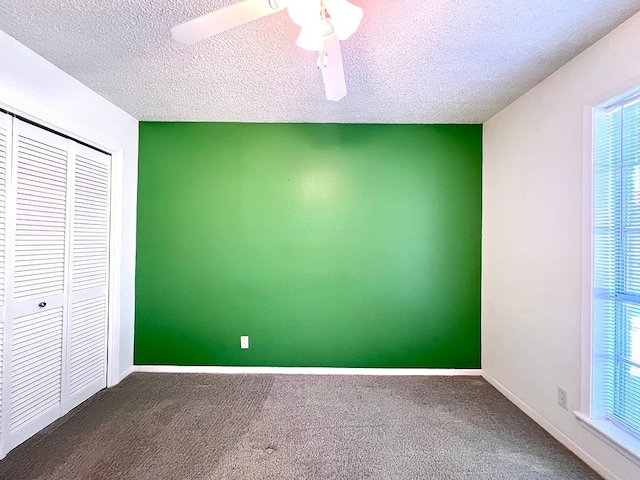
482 372 620 480
119 366 134 382
133 365 482 376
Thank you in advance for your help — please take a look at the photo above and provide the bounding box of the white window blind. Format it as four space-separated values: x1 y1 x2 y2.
593 93 640 441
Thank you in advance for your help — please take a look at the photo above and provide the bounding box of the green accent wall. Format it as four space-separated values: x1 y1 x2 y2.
135 123 482 368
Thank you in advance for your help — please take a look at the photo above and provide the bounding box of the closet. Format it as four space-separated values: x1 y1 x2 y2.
0 111 111 455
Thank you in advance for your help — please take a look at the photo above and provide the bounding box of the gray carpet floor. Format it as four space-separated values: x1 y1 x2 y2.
0 374 600 480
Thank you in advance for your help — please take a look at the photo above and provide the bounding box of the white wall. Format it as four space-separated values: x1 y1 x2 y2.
483 10 640 480
0 30 138 383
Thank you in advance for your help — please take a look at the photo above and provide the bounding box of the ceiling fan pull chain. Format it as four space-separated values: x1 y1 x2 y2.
170 0 355 101
321 6 329 68
317 51 328 69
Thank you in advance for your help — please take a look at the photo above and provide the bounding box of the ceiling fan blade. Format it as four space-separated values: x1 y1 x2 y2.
171 0 285 45
321 33 347 101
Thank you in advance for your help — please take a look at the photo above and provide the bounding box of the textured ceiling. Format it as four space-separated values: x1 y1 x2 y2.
1 0 639 123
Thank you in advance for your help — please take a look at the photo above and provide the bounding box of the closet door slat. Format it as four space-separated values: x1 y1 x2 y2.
2 119 69 453
13 124 67 303
0 118 110 458
0 113 8 308
9 307 63 433
66 144 110 409
68 297 106 396
0 111 11 445
72 151 110 293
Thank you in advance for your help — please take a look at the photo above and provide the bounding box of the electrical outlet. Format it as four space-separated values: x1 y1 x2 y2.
240 336 249 349
557 387 568 410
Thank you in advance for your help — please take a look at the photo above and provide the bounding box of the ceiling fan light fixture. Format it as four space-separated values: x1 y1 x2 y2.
170 0 356 102
296 23 325 51
287 0 322 27
325 0 362 40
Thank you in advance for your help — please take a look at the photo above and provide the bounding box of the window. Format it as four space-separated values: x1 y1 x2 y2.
592 89 640 456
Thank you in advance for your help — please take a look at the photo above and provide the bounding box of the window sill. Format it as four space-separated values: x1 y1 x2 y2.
574 411 640 467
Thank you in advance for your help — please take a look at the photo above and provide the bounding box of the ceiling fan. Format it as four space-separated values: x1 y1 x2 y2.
171 0 363 101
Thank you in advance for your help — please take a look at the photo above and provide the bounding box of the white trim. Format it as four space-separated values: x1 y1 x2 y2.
575 412 640 467
579 78 640 427
482 372 621 480
119 366 134 382
578 80 640 456
107 150 123 387
133 366 483 376
0 113 13 461
580 100 595 416
582 73 640 112
0 102 115 156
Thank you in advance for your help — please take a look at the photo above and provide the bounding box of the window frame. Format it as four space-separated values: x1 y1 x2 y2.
578 81 640 467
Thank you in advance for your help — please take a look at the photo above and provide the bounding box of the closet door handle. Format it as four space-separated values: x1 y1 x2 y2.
38 302 46 308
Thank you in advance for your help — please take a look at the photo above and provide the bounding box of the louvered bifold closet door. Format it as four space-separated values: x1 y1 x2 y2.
64 143 110 411
2 119 70 452
0 112 11 453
